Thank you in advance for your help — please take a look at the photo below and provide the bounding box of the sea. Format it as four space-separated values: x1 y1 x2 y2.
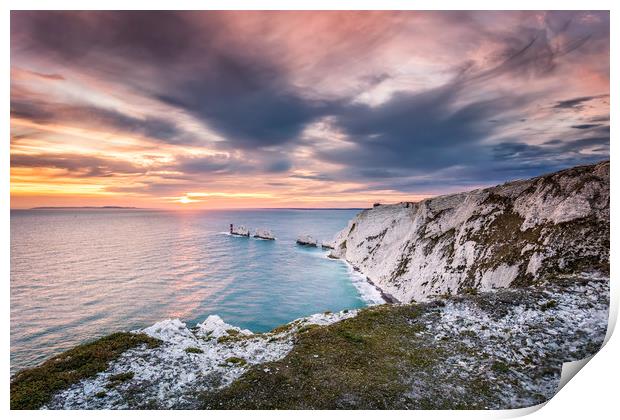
10 208 379 374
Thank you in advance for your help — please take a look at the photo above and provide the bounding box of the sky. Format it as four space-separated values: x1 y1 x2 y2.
10 11 610 209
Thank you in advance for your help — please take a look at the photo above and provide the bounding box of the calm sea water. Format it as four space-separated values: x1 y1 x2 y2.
10 208 367 373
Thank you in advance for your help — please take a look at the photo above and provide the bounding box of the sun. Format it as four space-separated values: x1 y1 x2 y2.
179 196 192 204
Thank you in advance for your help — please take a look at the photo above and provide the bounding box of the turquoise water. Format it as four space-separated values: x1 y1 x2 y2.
10 208 366 373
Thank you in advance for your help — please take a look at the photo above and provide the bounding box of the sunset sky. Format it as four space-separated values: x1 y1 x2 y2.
10 11 609 209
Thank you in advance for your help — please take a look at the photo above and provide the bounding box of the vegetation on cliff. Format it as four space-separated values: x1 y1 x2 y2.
10 332 160 409
202 276 607 409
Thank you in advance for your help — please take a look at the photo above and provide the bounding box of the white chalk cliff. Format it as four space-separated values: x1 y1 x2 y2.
330 161 609 303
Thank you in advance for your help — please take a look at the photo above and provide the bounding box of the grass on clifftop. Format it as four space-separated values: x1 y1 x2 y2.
10 332 160 410
201 279 607 410
201 304 472 409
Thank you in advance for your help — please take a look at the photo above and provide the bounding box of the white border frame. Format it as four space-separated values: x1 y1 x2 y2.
2 2 616 419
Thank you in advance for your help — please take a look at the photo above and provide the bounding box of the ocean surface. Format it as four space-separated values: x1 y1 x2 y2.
10 208 374 374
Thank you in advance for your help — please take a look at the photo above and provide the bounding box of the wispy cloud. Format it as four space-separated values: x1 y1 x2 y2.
10 11 609 208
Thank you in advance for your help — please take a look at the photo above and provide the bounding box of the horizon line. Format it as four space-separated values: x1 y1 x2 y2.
11 206 374 211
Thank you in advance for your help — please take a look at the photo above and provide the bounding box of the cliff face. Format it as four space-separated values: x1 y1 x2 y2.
330 161 609 303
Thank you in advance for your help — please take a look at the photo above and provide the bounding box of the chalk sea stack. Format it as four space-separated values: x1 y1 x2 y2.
296 235 318 247
254 228 275 240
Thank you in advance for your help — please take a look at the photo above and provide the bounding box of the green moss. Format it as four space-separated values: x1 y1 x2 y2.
202 297 538 409
106 371 135 388
201 304 446 409
95 391 107 398
540 300 558 311
269 322 296 335
10 332 160 410
108 371 134 382
460 287 478 296
184 347 204 354
337 329 365 344
297 324 319 334
491 361 511 374
225 357 247 366
460 330 477 338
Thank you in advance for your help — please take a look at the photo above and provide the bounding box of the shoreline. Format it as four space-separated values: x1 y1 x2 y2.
11 249 378 376
12 275 610 409
331 253 399 305
365 276 400 304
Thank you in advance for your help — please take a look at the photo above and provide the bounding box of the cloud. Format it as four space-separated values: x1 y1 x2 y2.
11 11 197 64
317 75 532 180
11 67 65 81
265 159 292 173
172 154 235 175
11 97 187 145
571 124 601 129
158 87 337 149
10 11 610 204
12 11 346 150
552 94 608 110
10 153 144 177
492 136 608 163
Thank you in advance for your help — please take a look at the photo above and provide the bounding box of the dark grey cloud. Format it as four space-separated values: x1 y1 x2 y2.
11 97 187 145
572 124 601 130
318 79 530 177
314 79 609 190
11 11 197 64
590 115 610 122
552 94 608 110
11 11 610 195
12 11 339 150
335 135 609 195
312 12 609 188
158 87 337 149
265 159 292 173
491 136 609 169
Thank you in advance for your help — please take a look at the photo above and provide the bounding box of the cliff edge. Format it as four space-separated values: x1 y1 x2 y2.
330 161 609 303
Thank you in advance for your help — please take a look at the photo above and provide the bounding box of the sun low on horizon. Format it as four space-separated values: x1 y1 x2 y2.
10 11 609 210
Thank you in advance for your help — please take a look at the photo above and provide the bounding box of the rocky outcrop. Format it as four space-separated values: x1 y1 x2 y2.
254 228 275 240
296 235 317 247
41 312 358 409
231 225 250 237
330 161 609 303
203 274 608 409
